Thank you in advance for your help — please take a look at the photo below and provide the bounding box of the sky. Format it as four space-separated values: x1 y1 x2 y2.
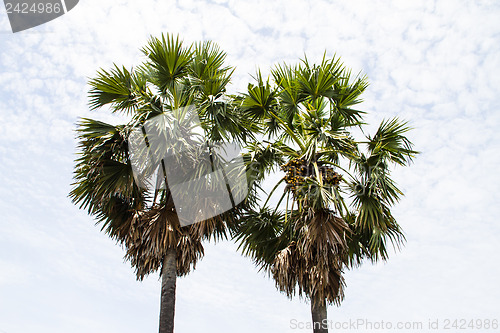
1 0 500 332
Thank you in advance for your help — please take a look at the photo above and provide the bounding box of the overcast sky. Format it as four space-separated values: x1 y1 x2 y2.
1 1 499 332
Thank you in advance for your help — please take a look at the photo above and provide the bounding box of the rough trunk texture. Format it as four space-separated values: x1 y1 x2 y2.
311 296 328 333
159 247 177 333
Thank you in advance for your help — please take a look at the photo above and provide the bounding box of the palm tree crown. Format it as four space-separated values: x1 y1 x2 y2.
69 34 254 333
234 55 417 315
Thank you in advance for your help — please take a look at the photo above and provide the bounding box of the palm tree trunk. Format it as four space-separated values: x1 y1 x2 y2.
311 296 328 333
159 247 177 333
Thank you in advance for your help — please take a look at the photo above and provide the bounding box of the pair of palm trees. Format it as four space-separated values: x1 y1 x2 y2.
70 34 416 333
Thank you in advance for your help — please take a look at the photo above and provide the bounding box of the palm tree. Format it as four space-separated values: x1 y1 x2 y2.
70 34 254 333
234 56 417 333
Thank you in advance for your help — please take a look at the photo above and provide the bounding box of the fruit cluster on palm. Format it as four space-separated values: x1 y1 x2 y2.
281 158 342 196
235 56 417 332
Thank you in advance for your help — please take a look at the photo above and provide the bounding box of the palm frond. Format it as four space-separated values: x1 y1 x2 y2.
88 65 145 114
367 118 418 166
142 33 193 93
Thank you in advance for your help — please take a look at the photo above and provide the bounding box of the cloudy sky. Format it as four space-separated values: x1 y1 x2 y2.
1 0 499 332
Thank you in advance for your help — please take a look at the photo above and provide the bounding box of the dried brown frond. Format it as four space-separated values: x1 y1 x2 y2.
271 209 349 305
122 200 237 280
